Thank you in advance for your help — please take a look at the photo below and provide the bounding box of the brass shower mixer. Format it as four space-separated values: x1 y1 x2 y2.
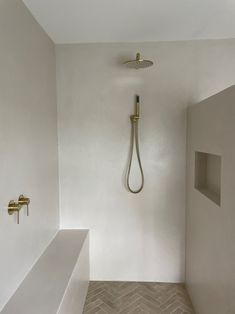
8 195 30 224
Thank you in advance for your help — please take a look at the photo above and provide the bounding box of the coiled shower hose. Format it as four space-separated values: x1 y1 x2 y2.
126 99 144 194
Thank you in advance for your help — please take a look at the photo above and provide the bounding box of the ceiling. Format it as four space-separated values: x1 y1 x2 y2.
22 0 235 44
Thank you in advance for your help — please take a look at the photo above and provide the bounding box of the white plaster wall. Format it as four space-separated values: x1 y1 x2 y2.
186 86 235 314
0 0 59 310
57 43 184 282
56 40 235 282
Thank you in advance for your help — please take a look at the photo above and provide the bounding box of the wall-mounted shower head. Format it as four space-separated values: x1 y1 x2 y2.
124 53 153 69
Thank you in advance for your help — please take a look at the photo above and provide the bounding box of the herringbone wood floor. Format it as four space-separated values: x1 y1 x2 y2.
83 281 195 314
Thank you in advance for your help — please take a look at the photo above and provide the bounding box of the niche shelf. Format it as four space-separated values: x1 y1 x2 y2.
194 151 221 206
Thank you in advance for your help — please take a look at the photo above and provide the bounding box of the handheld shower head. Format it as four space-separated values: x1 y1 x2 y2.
135 95 140 117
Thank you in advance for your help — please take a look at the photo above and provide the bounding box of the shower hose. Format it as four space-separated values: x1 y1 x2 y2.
126 116 144 193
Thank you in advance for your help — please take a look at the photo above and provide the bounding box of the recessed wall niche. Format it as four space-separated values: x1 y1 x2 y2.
194 151 221 206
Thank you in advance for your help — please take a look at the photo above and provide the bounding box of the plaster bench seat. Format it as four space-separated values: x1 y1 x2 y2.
2 229 89 314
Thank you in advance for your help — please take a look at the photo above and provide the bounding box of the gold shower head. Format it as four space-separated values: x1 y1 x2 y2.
124 53 153 69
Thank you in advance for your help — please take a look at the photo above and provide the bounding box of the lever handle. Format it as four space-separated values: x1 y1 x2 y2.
18 195 30 216
8 201 21 224
17 209 20 224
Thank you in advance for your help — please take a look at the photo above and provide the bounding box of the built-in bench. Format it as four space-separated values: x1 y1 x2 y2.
2 229 89 314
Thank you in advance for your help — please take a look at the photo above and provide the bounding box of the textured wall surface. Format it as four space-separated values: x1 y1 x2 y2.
56 42 190 282
186 86 235 314
0 0 59 309
56 40 235 283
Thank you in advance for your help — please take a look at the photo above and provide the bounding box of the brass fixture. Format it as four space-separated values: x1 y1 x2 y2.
18 195 30 216
8 195 30 224
124 53 153 69
126 95 144 193
8 201 22 224
130 97 140 122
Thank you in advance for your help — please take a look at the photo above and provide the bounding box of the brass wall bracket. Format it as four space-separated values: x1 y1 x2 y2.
130 115 140 122
18 195 30 216
8 201 22 224
130 96 140 123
